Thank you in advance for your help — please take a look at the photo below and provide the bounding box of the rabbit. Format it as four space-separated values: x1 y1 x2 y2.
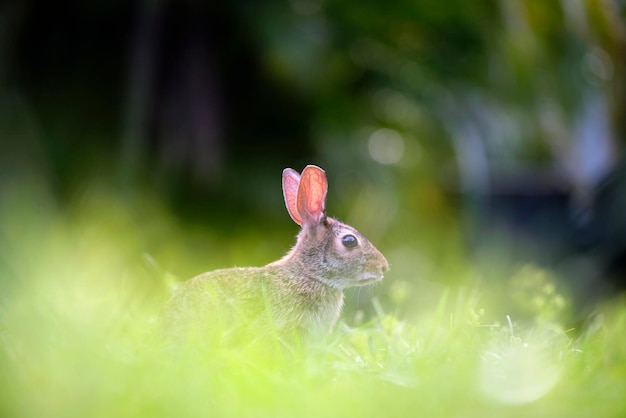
161 165 389 346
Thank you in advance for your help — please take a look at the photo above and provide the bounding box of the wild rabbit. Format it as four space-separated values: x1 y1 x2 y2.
161 165 388 346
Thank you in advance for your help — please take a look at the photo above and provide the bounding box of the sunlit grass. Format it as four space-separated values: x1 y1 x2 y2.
1 184 626 418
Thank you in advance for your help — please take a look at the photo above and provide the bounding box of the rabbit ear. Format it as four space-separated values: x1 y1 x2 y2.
282 168 303 225
296 165 327 226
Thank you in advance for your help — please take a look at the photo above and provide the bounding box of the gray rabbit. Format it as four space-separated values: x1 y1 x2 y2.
161 165 388 345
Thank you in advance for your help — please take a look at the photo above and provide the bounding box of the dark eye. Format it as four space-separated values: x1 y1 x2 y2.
342 234 358 248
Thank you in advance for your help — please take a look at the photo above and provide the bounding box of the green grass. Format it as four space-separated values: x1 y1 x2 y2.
1 187 626 418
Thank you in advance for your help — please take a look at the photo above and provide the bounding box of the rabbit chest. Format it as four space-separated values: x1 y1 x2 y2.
262 268 345 337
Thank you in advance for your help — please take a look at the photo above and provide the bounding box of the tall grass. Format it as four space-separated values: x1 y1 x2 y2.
1 184 625 418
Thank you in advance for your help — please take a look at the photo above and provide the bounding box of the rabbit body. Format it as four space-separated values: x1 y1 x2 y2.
162 265 343 343
161 166 388 344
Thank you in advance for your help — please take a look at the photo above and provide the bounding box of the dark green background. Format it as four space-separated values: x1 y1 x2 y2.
2 0 625 312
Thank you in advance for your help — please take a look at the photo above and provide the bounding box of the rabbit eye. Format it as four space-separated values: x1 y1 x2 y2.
341 234 358 248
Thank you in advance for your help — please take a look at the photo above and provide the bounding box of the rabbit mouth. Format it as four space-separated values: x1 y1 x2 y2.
354 273 384 286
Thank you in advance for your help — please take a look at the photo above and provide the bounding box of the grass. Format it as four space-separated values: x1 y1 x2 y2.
1 185 626 418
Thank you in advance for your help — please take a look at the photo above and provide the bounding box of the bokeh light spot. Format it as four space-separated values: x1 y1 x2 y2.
368 128 404 165
479 339 561 405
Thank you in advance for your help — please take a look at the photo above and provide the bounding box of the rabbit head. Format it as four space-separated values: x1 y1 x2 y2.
272 165 389 289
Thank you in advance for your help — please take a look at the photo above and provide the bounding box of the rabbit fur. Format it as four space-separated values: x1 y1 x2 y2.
161 165 388 345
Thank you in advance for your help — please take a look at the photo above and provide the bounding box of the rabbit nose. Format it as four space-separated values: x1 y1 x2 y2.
379 261 389 274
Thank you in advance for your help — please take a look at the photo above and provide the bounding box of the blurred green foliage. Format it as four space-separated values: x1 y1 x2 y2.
1 187 626 417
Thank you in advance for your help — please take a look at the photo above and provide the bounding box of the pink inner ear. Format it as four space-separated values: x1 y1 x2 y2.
297 165 328 225
282 168 302 225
